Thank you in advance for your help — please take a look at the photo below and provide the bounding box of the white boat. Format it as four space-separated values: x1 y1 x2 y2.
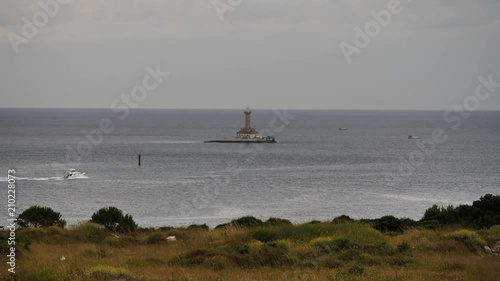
408 124 420 139
64 169 87 179
339 127 348 131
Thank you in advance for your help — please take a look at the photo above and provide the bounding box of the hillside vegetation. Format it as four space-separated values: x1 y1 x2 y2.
1 195 499 281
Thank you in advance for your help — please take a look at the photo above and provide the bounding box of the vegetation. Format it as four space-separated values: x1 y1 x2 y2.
421 194 500 229
17 205 66 228
1 195 499 281
90 206 138 233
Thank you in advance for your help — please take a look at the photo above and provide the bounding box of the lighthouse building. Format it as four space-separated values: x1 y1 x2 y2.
236 107 259 139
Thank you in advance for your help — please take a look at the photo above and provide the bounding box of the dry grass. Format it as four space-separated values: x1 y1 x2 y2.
1 222 499 281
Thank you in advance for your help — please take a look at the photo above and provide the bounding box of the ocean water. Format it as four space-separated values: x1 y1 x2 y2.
0 108 499 227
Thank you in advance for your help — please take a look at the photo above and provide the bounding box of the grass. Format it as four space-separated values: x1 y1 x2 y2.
0 221 498 281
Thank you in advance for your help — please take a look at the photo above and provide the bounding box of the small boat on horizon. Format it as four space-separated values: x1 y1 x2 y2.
408 124 420 139
338 127 348 131
64 169 87 179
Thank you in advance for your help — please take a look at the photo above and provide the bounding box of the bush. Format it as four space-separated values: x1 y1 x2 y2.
372 216 405 234
396 241 412 253
446 229 486 252
332 215 354 224
264 218 293 226
17 206 66 228
230 216 264 228
420 194 500 229
90 207 138 233
89 265 133 280
187 224 209 231
478 225 500 247
216 216 264 229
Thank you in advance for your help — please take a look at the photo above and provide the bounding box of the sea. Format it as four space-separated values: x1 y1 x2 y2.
0 108 499 228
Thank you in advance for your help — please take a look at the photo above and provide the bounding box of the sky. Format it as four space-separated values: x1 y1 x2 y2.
1 0 500 110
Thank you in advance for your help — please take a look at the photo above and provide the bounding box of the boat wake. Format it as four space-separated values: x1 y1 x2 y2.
65 175 89 180
0 176 88 182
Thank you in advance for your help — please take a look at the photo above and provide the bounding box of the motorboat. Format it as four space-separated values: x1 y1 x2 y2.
64 169 87 179
408 135 421 139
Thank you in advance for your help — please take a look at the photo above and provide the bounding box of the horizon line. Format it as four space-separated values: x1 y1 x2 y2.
1 107 500 112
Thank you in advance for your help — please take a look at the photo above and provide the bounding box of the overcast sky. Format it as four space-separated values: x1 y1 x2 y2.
1 0 499 110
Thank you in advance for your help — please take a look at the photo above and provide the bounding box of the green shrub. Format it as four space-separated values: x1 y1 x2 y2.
187 224 209 231
478 224 500 247
264 218 293 226
229 216 264 228
17 206 66 228
372 216 405 234
396 241 412 253
332 215 354 224
89 265 133 280
90 207 137 233
420 194 500 229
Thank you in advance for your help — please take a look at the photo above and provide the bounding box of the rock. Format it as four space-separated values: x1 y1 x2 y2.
484 246 493 255
166 235 176 241
492 245 500 253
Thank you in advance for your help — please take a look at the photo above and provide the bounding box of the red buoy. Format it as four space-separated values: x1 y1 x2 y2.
138 154 141 166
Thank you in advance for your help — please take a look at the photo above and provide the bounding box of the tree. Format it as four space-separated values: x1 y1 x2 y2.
17 206 66 228
90 207 137 233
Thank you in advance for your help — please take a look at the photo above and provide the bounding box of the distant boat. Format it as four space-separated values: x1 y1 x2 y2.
338 127 348 131
64 169 87 179
408 125 420 139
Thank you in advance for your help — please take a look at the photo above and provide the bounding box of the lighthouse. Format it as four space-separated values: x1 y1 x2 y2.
204 107 276 143
244 107 252 130
237 107 258 139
